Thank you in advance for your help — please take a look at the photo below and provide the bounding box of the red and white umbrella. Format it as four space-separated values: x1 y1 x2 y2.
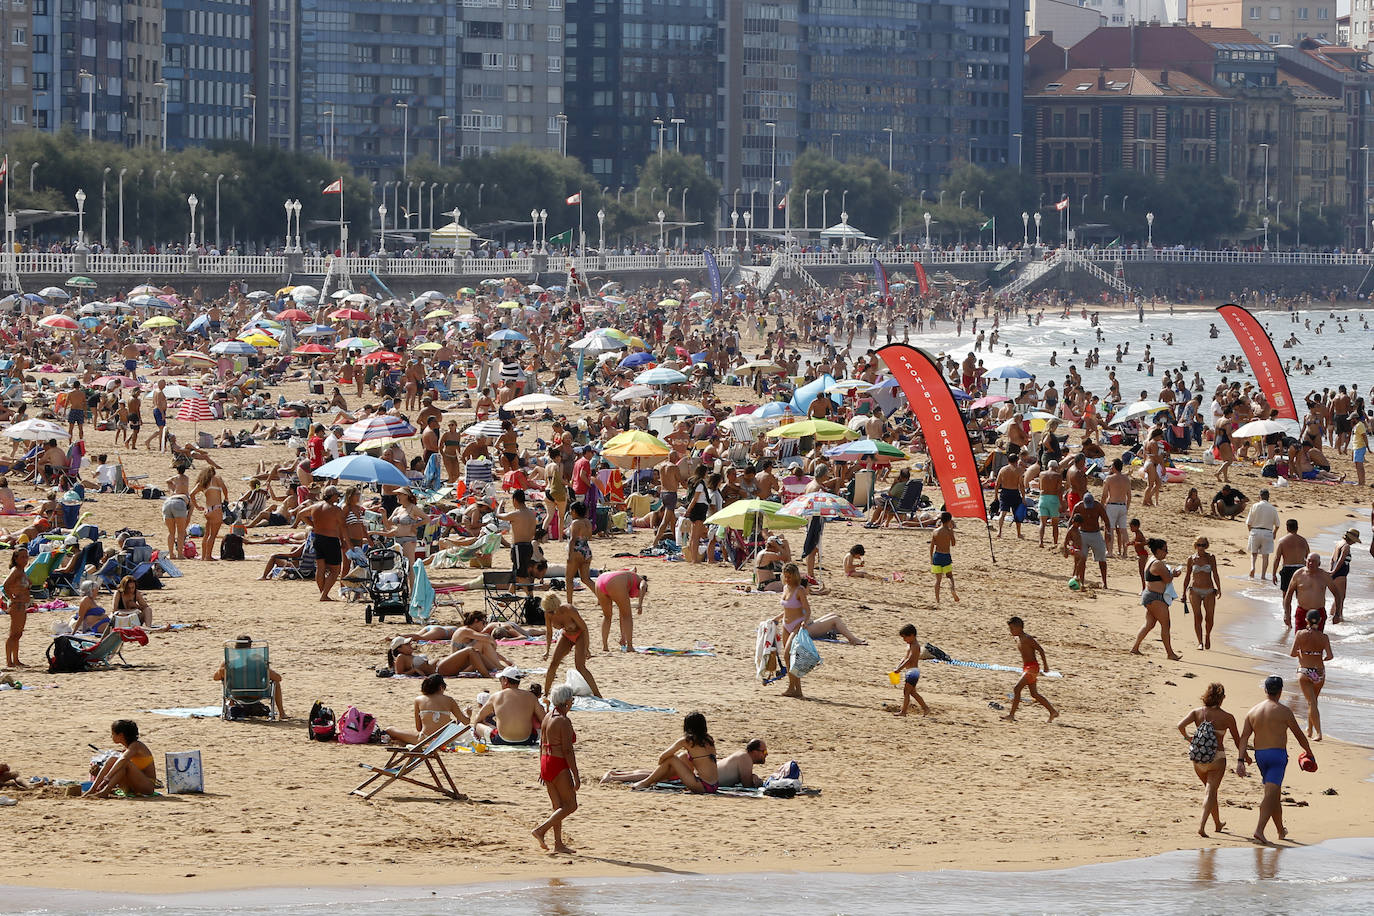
970 395 1011 409
341 416 416 443
38 314 79 331
175 394 215 423
329 307 370 322
358 349 402 364
276 308 313 322
777 492 864 520
168 350 216 367
293 343 334 357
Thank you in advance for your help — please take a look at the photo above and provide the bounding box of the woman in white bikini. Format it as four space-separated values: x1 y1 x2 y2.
382 673 469 745
1182 536 1221 650
1290 612 1333 741
189 466 231 561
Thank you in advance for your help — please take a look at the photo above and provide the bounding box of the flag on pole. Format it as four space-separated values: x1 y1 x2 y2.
1106 237 1121 248
0 156 8 186
1054 197 1069 211
548 228 573 246
323 178 343 194
565 192 582 205
979 218 993 231
777 197 787 210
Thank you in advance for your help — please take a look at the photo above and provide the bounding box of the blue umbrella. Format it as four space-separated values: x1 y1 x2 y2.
299 323 338 338
186 314 210 336
634 366 688 385
210 340 257 356
312 454 411 487
618 351 655 369
985 366 1033 380
950 387 973 401
488 328 528 342
755 401 797 419
78 316 100 329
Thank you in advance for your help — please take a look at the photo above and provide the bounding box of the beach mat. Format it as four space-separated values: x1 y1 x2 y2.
149 706 222 718
572 696 676 714
633 645 715 657
633 781 821 798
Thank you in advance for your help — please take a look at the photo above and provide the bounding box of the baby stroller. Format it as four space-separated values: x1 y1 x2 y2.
363 544 411 624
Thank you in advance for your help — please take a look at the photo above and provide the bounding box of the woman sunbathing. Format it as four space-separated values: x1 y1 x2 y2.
71 580 111 634
381 674 469 745
448 610 516 671
84 719 157 799
388 637 435 677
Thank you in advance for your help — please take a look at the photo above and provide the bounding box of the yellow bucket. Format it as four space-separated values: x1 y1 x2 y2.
888 671 901 685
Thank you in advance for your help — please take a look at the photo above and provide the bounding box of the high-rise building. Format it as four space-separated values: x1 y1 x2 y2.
253 0 298 149
455 2 565 160
564 0 722 189
798 0 1024 190
1189 0 1335 46
0 0 34 140
162 0 251 148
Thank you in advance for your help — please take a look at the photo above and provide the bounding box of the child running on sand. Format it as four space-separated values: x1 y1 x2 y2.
891 624 929 717
929 512 958 603
1002 616 1058 723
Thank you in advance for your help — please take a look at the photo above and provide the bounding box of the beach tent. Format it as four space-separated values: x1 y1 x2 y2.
427 221 477 251
789 373 839 415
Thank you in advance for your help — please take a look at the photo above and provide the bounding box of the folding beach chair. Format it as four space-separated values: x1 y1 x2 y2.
888 481 926 524
350 719 470 801
220 640 280 721
481 570 527 623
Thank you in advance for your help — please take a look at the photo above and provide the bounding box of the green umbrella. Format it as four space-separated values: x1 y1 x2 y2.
765 418 860 441
66 276 97 289
705 499 808 532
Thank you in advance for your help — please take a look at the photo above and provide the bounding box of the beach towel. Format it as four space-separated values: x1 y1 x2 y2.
148 706 223 718
931 658 1063 678
755 619 784 683
633 645 715 657
571 696 676 714
633 782 821 798
409 559 435 623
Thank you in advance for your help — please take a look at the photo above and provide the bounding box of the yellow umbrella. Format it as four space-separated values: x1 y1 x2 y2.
412 341 442 352
240 332 280 348
659 298 680 307
140 316 180 329
602 435 672 472
424 308 453 319
275 286 295 296
765 418 859 441
596 327 631 341
498 300 521 309
603 429 671 451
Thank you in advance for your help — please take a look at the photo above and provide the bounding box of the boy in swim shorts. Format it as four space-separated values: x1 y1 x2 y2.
891 623 929 717
929 511 958 605
1002 616 1058 723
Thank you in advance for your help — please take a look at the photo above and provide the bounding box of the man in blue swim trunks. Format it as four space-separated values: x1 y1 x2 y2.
1238 676 1315 845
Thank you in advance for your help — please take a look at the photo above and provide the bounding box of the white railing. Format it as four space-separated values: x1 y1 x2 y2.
603 255 662 270
1081 248 1373 266
16 252 76 273
459 256 532 275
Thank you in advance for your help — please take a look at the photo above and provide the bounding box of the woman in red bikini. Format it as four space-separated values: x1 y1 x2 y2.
533 684 579 854
540 594 601 699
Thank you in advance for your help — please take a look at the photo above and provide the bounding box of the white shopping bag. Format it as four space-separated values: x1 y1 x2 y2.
164 750 204 794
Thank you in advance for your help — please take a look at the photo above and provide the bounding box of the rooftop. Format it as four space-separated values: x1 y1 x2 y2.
1029 67 1223 98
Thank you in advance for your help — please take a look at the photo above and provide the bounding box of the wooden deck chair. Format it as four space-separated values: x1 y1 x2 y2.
220 641 280 720
350 719 470 801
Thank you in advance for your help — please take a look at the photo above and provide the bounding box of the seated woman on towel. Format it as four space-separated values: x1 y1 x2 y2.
83 719 157 799
381 673 469 745
391 634 494 678
627 712 720 794
754 535 792 592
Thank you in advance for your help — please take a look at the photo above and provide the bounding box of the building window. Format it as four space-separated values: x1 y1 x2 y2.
34 34 47 52
1318 6 1328 17
390 76 414 93
1297 6 1308 18
11 26 25 44
548 0 561 7
1268 32 1281 42
548 24 562 40
10 66 25 85
1248 5 1259 18
548 55 561 72
1268 5 1280 18
482 51 502 69
11 104 26 124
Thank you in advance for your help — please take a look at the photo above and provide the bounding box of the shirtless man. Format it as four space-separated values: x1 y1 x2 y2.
601 738 770 788
65 382 88 440
754 460 779 501
144 381 169 452
472 667 543 745
658 455 684 517
1002 616 1058 723
1273 518 1309 594
1283 552 1335 630
1237 676 1315 845
498 489 538 586
1064 453 1089 519
306 485 346 601
1070 492 1110 588
1036 461 1064 547
994 461 1025 539
1100 458 1133 558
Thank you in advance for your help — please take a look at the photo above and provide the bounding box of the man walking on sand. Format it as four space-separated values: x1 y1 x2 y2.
1238 676 1315 845
1100 458 1132 558
1037 460 1063 548
1273 518 1309 591
1246 488 1280 579
1002 616 1058 723
1283 552 1336 630
995 460 1025 539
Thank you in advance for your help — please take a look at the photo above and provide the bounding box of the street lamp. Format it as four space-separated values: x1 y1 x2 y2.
1122 195 1129 212
284 200 294 251
187 194 198 249
657 209 666 250
1263 216 1270 251
803 189 810 234
1034 212 1042 247
539 209 547 248
244 92 256 145
1146 211 1154 248
840 209 849 250
730 209 739 249
378 204 387 253
1260 142 1269 216
883 125 895 172
680 187 689 249
74 189 87 247
101 166 110 249
597 208 606 253
154 80 168 152
437 115 450 167
291 200 302 251
766 121 777 229
214 173 224 251
968 136 977 163
822 188 830 231
1021 211 1029 247
79 69 94 142
743 210 753 249
530 208 539 248
924 211 932 248
829 132 840 159
322 109 335 160
396 102 409 179
670 117 685 152
557 113 568 157
1364 146 1372 250
959 191 965 209
1012 132 1022 172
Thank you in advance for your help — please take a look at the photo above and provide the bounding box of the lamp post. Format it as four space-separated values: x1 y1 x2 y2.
244 91 256 145
968 136 977 164
187 194 198 249
1122 194 1129 212
437 115 450 167
1034 212 1042 247
840 209 849 250
396 102 409 179
820 188 830 232
653 118 665 160
597 208 606 253
1364 146 1372 250
766 121 777 229
530 208 539 248
959 191 965 209
378 204 387 253
154 80 168 152
321 109 335 160
657 209 666 250
214 173 224 251
291 200 302 251
1021 211 1029 247
117 167 127 252
1296 200 1302 249
883 125 894 172
79 69 94 142
428 183 437 230
74 189 87 247
680 187 690 249
670 117 684 152
743 210 753 249
730 209 738 250
1146 211 1154 248
842 189 849 214
803 189 810 235
539 209 547 249
1262 216 1269 251
1260 142 1269 216
100 167 110 249
924 211 932 248
1013 132 1022 171
418 181 427 230
284 200 293 251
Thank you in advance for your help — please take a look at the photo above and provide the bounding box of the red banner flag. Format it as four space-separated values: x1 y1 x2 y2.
877 344 987 521
912 261 930 297
1216 303 1297 420
1055 197 1069 211
322 178 343 194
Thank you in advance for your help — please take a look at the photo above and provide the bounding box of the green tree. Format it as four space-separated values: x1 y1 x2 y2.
630 151 720 241
789 150 901 239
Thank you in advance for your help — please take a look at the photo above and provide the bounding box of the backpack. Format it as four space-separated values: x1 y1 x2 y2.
1188 719 1219 764
46 635 89 673
522 595 546 626
307 701 337 742
337 705 378 744
220 533 245 561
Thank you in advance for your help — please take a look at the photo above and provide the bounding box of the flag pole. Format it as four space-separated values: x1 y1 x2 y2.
338 176 345 254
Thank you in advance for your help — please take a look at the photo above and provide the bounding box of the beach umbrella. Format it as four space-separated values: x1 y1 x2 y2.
754 402 797 420
569 332 626 354
498 300 522 309
604 429 672 452
824 378 873 395
823 438 908 462
411 341 442 352
603 295 628 306
634 367 688 386
293 343 334 357
126 293 164 309
970 395 1011 409
984 366 1033 380
602 432 672 477
1109 400 1171 426
766 418 859 442
208 340 258 357
1232 419 1290 438
735 359 785 375
176 395 215 424
3 418 69 440
329 289 352 300
487 328 528 342
167 350 216 368
706 499 808 532
344 293 375 306
505 393 565 412
777 492 864 520
239 332 280 348
298 324 337 338
38 286 69 299
463 419 505 439
65 276 97 289
276 308 313 322
618 351 655 369
328 307 370 321
342 416 417 443
93 375 140 389
650 402 709 421
245 290 272 300
312 454 411 487
38 315 80 331
658 298 680 307
424 308 453 319
159 384 202 400
291 285 320 299
336 336 381 350
689 291 713 301
140 315 180 330
359 349 402 365
456 287 477 296
611 385 656 403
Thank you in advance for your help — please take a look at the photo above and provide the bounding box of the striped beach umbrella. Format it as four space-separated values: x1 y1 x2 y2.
276 308 313 322
336 336 380 350
777 492 864 520
462 419 504 439
341 416 416 443
299 324 338 338
38 314 80 331
168 350 216 367
358 349 402 364
634 366 688 386
176 395 215 423
329 307 370 321
293 343 334 357
210 340 257 356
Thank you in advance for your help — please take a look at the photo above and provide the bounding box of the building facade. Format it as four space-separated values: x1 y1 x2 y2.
0 0 34 140
455 1 564 160
1029 0 1107 49
1188 0 1335 46
162 0 250 148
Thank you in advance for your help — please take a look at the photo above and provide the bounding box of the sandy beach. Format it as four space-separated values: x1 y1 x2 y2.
3 346 1373 895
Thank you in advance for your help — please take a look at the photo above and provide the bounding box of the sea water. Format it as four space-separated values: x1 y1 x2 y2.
7 838 1374 915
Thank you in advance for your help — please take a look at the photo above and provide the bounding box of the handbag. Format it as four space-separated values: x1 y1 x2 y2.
164 749 204 794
